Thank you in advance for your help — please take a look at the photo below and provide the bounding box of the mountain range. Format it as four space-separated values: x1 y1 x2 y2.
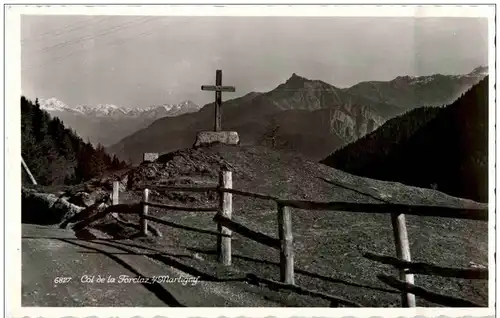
39 98 200 146
107 66 487 163
344 66 488 109
321 76 489 202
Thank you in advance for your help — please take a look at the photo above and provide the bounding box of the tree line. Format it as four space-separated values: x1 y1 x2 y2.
21 96 128 185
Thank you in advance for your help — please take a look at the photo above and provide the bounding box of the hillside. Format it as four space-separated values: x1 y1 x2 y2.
40 98 200 146
21 96 128 185
34 143 487 307
262 73 401 117
321 76 489 203
344 66 487 109
108 74 401 163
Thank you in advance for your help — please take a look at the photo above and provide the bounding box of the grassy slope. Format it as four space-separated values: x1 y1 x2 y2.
108 102 344 163
103 144 487 307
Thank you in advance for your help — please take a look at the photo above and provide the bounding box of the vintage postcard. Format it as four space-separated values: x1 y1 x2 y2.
4 3 496 318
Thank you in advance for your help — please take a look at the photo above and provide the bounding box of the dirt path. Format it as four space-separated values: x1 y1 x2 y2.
21 224 281 307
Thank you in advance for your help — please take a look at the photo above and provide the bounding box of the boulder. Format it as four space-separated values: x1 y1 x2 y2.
193 131 239 148
22 188 84 225
68 192 93 207
89 189 111 203
68 189 110 207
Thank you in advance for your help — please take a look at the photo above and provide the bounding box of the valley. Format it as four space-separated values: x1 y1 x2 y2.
39 98 200 146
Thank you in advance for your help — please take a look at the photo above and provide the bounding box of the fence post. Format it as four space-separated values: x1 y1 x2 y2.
217 170 232 266
278 203 294 285
391 212 416 307
112 181 119 205
141 189 149 236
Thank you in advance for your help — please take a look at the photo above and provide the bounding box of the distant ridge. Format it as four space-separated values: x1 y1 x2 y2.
39 98 200 118
321 76 489 202
343 66 487 109
39 98 200 146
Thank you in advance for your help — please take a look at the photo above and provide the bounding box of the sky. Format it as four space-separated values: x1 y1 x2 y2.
21 16 489 109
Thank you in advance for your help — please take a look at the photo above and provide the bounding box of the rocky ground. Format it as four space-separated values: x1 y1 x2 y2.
22 143 490 307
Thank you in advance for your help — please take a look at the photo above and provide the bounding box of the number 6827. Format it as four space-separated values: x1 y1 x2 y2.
54 277 72 284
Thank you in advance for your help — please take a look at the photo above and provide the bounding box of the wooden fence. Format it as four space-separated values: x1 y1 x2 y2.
111 170 489 308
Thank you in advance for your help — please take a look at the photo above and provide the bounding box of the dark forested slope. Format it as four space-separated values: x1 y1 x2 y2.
321 77 489 202
21 96 128 185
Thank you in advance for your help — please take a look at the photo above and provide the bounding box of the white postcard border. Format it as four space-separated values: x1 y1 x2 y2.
4 3 497 317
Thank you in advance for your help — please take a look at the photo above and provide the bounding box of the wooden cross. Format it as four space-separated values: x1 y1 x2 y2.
201 70 235 132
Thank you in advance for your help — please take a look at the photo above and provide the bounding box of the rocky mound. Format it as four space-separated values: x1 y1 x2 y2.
127 146 238 188
125 146 243 204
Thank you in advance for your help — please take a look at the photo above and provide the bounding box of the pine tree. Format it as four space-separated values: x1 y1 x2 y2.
21 96 128 186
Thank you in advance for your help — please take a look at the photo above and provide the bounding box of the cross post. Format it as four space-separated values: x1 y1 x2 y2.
201 70 235 132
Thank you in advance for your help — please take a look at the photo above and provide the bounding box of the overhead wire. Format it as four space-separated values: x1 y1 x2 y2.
21 16 95 40
21 16 105 44
35 18 194 88
35 16 153 54
22 16 167 71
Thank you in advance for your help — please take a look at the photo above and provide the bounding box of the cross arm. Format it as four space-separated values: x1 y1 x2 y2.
201 85 236 92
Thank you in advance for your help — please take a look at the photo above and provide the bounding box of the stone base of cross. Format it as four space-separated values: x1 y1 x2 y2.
193 70 240 148
143 152 159 162
193 131 240 148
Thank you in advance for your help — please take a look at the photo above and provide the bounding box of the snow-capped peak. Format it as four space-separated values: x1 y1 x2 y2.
39 97 86 114
389 66 488 87
468 65 488 77
92 103 129 116
38 98 200 118
95 103 120 110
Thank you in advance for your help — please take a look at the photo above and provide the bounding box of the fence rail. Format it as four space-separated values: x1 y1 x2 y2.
142 201 218 212
110 170 489 308
364 251 488 279
143 215 231 238
142 185 218 192
246 273 363 307
213 213 280 249
217 188 488 221
377 274 483 307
